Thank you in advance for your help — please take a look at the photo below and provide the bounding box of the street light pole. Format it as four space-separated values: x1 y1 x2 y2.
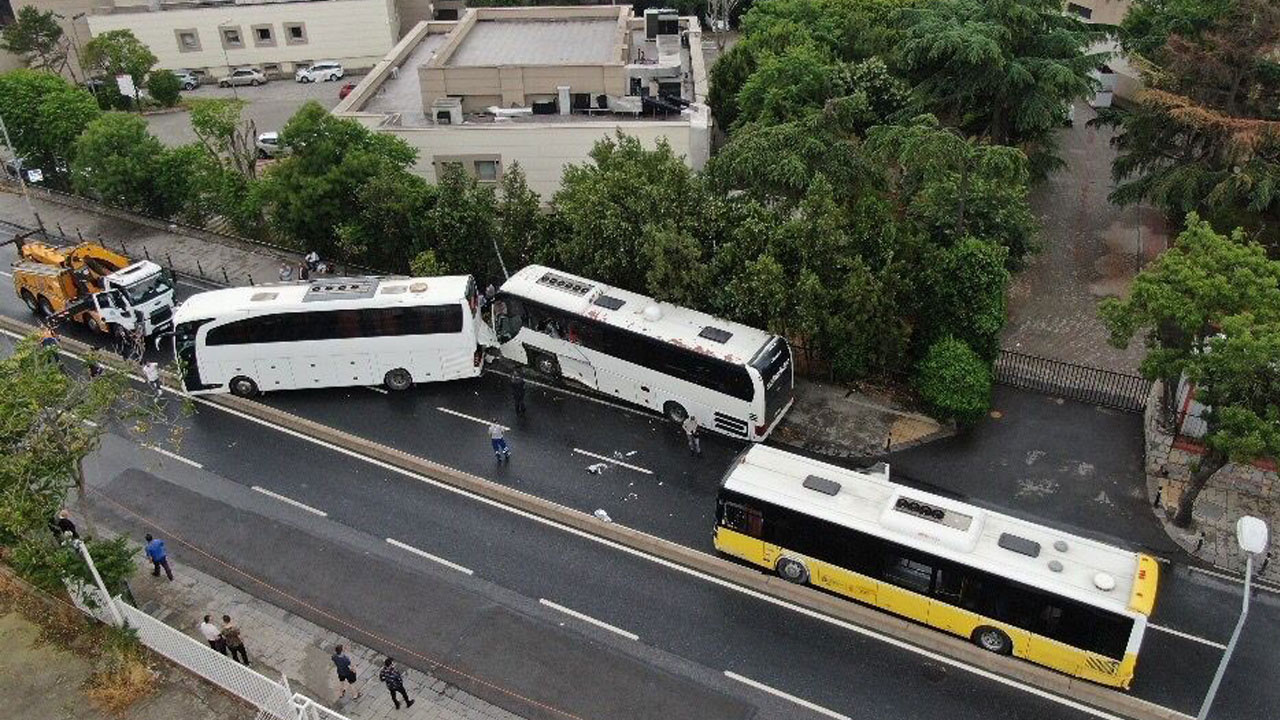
72 538 126 627
1197 516 1269 720
0 111 48 238
219 20 239 100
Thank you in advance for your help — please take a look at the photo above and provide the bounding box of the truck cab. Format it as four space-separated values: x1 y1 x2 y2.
100 261 176 336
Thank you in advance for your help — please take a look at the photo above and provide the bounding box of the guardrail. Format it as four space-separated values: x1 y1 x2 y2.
995 350 1152 413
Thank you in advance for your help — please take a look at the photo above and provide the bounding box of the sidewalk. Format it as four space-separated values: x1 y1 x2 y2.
120 545 523 720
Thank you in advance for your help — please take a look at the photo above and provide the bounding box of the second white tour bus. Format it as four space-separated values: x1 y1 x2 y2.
173 276 487 396
492 265 794 440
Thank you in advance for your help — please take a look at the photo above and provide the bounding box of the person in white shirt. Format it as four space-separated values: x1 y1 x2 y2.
142 361 162 397
682 415 701 456
198 614 226 655
488 423 510 462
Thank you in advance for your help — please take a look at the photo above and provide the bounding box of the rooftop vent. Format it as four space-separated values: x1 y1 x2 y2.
698 326 733 344
593 295 625 311
250 292 278 302
1093 572 1117 591
642 304 663 321
303 280 378 302
380 285 407 295
803 475 841 496
892 495 974 531
536 271 593 296
997 533 1041 558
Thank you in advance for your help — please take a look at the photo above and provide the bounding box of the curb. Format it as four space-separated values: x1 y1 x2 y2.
0 316 1193 720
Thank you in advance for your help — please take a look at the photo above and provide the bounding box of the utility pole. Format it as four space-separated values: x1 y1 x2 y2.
0 111 48 239
72 538 125 627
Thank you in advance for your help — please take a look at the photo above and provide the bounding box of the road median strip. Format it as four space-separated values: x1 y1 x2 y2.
0 315 1193 720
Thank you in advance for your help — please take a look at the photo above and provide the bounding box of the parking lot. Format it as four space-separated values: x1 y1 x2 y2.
143 74 357 146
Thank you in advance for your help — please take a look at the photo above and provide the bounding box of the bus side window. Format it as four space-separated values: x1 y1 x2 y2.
721 502 763 538
882 553 934 595
934 564 984 611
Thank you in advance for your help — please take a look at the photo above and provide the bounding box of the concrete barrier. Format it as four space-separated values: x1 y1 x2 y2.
0 314 1193 720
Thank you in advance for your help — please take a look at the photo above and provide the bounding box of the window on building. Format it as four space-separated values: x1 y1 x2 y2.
256 27 271 41
474 160 499 182
176 29 201 53
221 27 243 48
253 24 275 47
1066 3 1093 19
284 22 307 45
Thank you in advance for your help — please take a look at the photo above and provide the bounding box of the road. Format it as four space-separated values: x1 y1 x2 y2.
1 231 1276 720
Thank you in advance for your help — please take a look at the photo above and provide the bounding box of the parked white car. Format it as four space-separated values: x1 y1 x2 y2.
218 67 267 88
255 132 289 159
295 61 344 83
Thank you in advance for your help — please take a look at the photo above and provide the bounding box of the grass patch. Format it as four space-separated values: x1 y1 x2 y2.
85 625 158 715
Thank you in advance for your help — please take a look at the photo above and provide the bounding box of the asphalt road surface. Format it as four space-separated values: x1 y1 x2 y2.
2 230 1276 720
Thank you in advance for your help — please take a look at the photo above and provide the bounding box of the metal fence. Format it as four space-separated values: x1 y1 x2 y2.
993 350 1152 413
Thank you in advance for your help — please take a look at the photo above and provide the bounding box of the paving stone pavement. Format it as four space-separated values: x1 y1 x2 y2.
118 546 525 720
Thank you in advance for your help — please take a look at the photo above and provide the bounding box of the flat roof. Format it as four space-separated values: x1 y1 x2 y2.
723 446 1149 616
174 276 471 323
361 32 451 116
499 265 775 365
446 19 619 67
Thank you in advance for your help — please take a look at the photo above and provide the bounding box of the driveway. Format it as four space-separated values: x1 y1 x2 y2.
144 76 354 146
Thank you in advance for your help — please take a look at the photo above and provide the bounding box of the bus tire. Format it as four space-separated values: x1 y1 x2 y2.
20 290 37 313
972 626 1012 655
384 368 413 392
663 401 688 423
531 351 560 378
229 376 259 398
776 557 808 585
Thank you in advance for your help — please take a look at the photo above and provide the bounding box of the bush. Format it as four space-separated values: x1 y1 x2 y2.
146 70 181 107
916 337 992 425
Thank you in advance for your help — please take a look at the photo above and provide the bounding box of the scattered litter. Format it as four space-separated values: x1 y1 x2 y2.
593 509 612 522
626 451 638 457
628 482 633 487
658 482 663 486
586 463 608 475
624 492 638 501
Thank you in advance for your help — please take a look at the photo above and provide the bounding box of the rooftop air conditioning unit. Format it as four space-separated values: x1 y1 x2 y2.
431 97 463 126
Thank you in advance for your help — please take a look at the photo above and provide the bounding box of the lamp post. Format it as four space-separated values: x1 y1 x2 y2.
0 111 47 238
218 19 238 100
1197 515 1269 720
52 11 88 83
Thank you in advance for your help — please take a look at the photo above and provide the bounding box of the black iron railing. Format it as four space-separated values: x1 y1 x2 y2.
994 350 1152 412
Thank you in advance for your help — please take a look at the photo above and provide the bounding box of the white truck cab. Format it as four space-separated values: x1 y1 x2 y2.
94 261 176 336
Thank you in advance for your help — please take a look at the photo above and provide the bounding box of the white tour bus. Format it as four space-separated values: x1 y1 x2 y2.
492 265 794 440
173 276 488 396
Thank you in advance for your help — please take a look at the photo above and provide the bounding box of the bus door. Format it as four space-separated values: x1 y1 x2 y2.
556 320 597 388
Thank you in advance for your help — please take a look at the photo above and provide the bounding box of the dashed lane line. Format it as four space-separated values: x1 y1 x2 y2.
572 448 653 475
539 599 639 641
435 406 508 430
1147 623 1226 650
251 486 328 517
386 538 474 575
724 671 851 720
365 386 389 394
1188 565 1280 595
141 444 203 469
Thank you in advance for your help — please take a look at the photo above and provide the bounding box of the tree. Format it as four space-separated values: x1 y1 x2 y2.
917 237 1010 359
895 0 1106 169
71 112 184 216
1101 213 1280 416
916 336 992 425
335 169 436 272
146 69 182 108
0 7 71 77
188 98 258 179
734 41 838 128
495 163 544 272
707 0 747 51
428 165 502 282
0 69 100 186
82 29 157 93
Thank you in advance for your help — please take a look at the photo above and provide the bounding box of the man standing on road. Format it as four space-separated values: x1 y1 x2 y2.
682 415 701 456
222 614 249 665
332 645 361 699
378 658 414 709
199 615 226 655
144 533 174 580
142 361 162 397
511 371 526 416
489 423 510 462
278 262 293 282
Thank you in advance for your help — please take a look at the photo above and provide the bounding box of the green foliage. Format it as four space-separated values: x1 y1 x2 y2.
427 165 502 282
409 249 448 277
71 112 184 216
916 337 992 425
735 42 838 128
0 70 100 186
82 30 157 90
496 164 545 271
1121 0 1236 59
917 237 1010 359
1189 314 1280 463
335 170 437 272
0 6 69 75
146 70 182 108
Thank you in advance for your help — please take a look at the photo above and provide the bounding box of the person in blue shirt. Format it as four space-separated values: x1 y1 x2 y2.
144 533 173 581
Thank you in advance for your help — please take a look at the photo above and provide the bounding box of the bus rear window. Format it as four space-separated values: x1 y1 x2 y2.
751 338 791 387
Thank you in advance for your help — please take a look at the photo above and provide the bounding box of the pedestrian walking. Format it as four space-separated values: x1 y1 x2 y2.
511 371 526 416
49 509 79 541
142 361 162 397
39 324 59 349
682 415 701 456
221 614 249 665
378 658 414 709
199 615 227 655
278 262 294 282
144 533 174 580
87 354 105 379
332 645 361 699
304 250 321 272
488 423 510 462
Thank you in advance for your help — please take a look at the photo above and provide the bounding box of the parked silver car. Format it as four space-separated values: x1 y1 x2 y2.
218 67 267 88
255 132 290 159
174 69 200 91
295 61 344 83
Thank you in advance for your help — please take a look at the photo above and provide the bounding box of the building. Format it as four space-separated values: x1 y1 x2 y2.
1064 0 1143 101
0 0 98 79
1064 0 1131 26
334 5 712 199
85 0 404 80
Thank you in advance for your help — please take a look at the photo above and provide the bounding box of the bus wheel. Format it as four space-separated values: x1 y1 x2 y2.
20 290 37 312
531 351 560 378
384 368 413 392
972 626 1012 655
663 401 688 423
776 557 808 585
229 376 259 398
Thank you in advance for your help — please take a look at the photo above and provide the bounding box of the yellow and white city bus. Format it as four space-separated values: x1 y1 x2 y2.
714 446 1159 688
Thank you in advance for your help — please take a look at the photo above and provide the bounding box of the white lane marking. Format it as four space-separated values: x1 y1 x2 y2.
0 270 11 278
141 444 203 469
1188 565 1280 595
1147 623 1226 650
251 486 328 517
572 448 653 475
435 406 508 430
539 599 639 641
386 538 474 575
365 386 388 395
724 671 851 720
184 395 1163 720
485 367 654 420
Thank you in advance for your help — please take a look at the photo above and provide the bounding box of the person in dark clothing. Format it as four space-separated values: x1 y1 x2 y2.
50 509 79 541
144 533 174 580
511 371 526 415
222 614 249 665
378 658 413 709
332 645 361 699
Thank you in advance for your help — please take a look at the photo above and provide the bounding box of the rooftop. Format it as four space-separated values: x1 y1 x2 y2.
446 19 620 67
174 275 472 322
94 0 365 15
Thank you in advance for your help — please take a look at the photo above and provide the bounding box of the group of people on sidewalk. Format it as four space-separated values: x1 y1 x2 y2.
197 613 251 665
330 645 418 710
278 251 333 282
